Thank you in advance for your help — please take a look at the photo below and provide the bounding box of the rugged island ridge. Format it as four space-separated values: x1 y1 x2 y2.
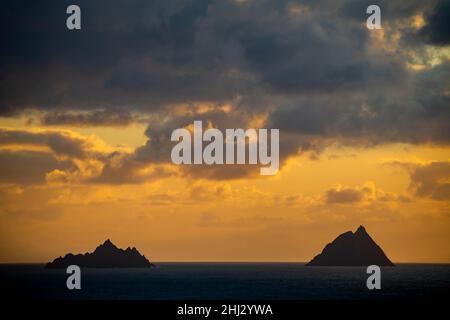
306 226 394 266
46 239 154 268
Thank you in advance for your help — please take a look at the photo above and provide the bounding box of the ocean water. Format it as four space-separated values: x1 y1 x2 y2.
1 263 449 300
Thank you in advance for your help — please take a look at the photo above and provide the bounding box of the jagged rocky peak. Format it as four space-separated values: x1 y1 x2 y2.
103 238 114 246
46 239 154 268
306 225 394 266
95 239 117 252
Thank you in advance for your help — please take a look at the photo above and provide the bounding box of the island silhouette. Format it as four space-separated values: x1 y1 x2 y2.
46 239 154 268
306 225 394 266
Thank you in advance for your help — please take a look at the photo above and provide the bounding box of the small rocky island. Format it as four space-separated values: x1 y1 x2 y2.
306 225 394 266
46 239 154 268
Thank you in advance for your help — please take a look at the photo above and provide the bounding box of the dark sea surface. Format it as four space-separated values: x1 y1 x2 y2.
1 263 449 300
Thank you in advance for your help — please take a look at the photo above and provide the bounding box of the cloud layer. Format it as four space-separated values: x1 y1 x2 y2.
1 0 449 181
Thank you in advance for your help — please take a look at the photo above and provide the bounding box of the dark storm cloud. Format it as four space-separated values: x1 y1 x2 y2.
269 61 450 145
0 0 420 111
0 127 177 185
93 108 268 180
0 128 92 158
409 162 450 201
41 108 137 127
134 107 257 163
0 0 243 113
419 0 450 46
389 161 450 201
0 150 74 185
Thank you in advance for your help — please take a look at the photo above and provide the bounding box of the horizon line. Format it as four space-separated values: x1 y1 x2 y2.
2 261 450 265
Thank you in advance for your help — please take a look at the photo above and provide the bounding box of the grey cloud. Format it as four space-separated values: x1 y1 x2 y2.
0 0 421 111
0 128 107 186
419 0 450 46
409 161 450 201
386 160 450 201
0 128 178 185
93 108 266 181
0 128 91 158
40 108 138 127
270 61 450 146
0 0 241 114
0 150 74 185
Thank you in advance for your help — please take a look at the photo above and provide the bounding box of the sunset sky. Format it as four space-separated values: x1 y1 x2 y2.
0 0 449 263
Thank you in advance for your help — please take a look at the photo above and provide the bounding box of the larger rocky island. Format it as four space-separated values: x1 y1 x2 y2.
46 239 154 268
306 225 394 266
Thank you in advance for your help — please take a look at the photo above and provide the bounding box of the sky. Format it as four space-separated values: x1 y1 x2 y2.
0 0 449 263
